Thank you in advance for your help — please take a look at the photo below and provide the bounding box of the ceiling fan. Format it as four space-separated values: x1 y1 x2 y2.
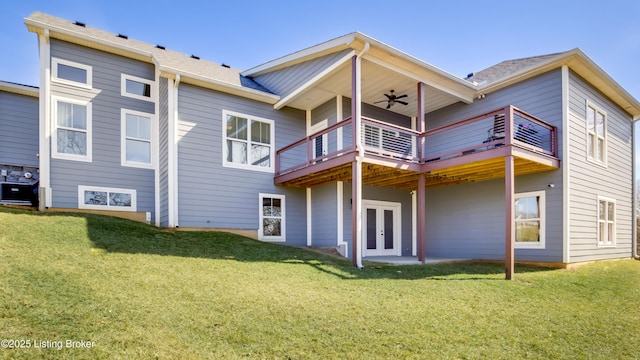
374 90 408 109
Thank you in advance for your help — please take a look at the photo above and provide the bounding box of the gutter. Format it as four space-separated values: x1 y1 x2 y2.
634 116 640 259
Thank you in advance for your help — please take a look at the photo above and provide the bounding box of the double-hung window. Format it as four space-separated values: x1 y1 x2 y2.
52 96 92 162
259 193 285 241
514 191 545 249
52 58 92 89
121 109 154 168
223 111 274 172
586 102 606 164
597 197 615 247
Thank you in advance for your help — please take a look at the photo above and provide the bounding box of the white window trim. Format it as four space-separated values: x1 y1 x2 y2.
258 193 286 242
121 108 155 169
222 110 275 173
51 95 93 162
78 185 137 212
51 57 92 89
121 74 155 102
596 195 616 248
585 100 607 167
514 190 546 249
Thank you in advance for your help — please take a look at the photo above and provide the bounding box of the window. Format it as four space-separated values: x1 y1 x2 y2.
259 193 285 241
52 58 92 88
52 96 92 162
121 109 154 168
223 111 274 172
586 102 606 164
597 197 616 247
121 74 154 101
78 186 137 212
514 191 545 249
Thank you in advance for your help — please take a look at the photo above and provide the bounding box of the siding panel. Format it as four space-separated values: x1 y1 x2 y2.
176 84 307 245
423 69 564 262
49 40 156 215
567 70 633 262
0 91 39 166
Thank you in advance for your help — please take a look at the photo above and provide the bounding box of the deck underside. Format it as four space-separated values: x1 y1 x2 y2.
275 146 560 190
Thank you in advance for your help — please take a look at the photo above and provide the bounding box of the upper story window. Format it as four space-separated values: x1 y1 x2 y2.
586 101 607 164
121 109 154 169
121 74 154 102
52 58 92 89
223 110 274 172
514 191 545 249
52 96 92 162
597 196 616 247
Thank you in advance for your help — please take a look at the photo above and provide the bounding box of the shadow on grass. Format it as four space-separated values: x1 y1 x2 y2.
5 207 555 281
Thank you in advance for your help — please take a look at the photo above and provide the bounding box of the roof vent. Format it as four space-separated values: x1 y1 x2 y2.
117 34 128 39
221 63 230 68
73 21 86 27
190 55 200 60
156 44 166 50
465 72 474 79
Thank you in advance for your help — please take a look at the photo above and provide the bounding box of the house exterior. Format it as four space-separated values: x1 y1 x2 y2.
12 12 640 275
0 81 39 206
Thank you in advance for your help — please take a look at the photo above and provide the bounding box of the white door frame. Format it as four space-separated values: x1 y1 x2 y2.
309 119 328 161
362 199 402 257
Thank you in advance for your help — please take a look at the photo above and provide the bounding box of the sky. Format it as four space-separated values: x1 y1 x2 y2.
2 0 640 100
2 0 640 170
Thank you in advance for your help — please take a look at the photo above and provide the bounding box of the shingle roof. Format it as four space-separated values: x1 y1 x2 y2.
24 12 273 95
465 52 568 85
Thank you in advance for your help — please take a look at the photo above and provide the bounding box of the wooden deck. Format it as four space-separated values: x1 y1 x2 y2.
274 105 560 190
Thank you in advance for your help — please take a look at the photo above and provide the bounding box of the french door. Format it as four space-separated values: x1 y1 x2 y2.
363 200 401 257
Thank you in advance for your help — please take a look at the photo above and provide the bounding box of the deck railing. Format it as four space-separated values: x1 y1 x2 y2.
275 105 558 176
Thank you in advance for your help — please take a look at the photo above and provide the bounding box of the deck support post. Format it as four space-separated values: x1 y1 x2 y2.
505 154 515 280
351 47 367 268
417 174 426 263
417 82 426 263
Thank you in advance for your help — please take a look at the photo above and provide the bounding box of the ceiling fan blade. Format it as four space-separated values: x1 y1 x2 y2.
396 100 409 105
384 93 392 100
395 94 408 100
386 104 391 109
374 100 387 104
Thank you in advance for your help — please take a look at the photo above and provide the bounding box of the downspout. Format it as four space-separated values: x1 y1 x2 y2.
633 117 639 259
353 42 370 269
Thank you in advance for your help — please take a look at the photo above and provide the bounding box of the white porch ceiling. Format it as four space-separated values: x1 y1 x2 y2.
283 58 468 118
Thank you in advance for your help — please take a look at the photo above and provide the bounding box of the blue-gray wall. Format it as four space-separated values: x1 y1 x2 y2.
176 84 307 245
567 70 633 262
49 40 156 216
423 69 564 262
0 90 39 167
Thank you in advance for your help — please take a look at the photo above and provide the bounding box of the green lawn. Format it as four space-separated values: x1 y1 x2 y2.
1 206 639 359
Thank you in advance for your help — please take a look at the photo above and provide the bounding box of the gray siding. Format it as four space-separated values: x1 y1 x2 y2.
311 183 338 247
176 84 307 245
49 40 156 216
0 91 39 166
567 70 633 262
423 69 564 262
159 77 169 226
252 50 352 97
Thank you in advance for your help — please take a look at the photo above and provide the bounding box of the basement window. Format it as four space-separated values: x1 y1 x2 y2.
259 193 285 242
78 186 137 212
514 191 546 249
